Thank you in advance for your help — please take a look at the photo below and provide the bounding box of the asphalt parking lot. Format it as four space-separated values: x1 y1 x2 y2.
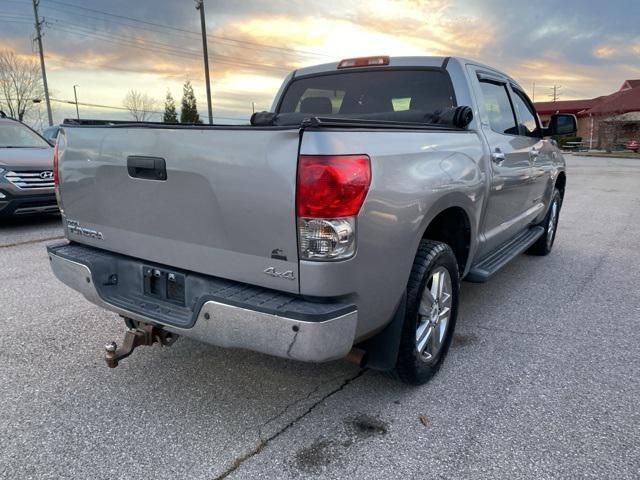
1 154 638 479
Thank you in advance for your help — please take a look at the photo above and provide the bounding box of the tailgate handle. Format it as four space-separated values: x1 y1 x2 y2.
127 156 167 181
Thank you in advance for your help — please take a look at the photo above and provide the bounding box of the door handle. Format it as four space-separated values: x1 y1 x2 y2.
529 148 539 162
491 148 505 166
127 156 167 181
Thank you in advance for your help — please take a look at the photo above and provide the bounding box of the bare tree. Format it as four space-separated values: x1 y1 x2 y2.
123 89 157 122
0 50 45 121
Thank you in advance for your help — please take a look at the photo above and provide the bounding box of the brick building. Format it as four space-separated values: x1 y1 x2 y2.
535 79 640 149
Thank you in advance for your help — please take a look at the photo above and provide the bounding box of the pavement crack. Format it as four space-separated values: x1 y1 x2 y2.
256 372 352 438
213 369 367 480
0 235 65 249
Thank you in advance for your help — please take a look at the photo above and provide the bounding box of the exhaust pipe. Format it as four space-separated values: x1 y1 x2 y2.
345 347 367 367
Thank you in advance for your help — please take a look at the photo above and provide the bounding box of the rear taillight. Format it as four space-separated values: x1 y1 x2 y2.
296 155 371 261
52 136 64 213
53 142 59 187
296 155 371 218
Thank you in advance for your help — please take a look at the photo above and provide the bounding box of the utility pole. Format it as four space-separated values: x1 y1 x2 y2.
195 0 213 125
531 81 535 102
32 0 53 126
73 85 80 120
549 84 561 102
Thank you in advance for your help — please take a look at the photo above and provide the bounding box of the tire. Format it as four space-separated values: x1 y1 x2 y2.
527 188 562 256
394 240 460 385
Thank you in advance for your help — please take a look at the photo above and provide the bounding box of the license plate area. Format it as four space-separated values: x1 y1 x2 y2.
143 266 185 306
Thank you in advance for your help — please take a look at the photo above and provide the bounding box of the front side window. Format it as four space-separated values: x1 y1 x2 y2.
479 80 518 135
511 89 541 138
0 122 50 148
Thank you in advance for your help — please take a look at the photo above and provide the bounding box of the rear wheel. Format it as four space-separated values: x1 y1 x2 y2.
527 188 562 256
394 240 459 385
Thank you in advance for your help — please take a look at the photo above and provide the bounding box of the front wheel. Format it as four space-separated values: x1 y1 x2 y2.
394 240 460 385
527 188 562 256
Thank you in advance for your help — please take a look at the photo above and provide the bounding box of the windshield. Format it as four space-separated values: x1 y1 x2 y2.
0 122 50 148
277 69 455 119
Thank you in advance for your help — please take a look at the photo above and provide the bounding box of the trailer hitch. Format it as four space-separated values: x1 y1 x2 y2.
104 321 178 368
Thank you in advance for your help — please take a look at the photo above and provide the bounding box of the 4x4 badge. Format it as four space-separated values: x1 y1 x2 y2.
263 267 295 281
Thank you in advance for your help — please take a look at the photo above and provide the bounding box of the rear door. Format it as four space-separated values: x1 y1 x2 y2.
58 126 301 293
470 69 534 256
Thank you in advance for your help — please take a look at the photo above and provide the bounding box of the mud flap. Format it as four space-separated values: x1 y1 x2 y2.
359 292 406 371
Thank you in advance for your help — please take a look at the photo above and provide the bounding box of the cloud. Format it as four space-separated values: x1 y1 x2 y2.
2 0 639 125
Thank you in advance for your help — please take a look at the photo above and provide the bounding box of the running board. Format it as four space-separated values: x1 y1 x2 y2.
466 227 545 283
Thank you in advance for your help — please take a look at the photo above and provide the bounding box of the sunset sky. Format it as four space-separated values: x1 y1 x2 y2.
2 0 639 128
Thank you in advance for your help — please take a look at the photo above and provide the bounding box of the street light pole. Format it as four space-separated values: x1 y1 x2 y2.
73 85 80 120
195 0 213 125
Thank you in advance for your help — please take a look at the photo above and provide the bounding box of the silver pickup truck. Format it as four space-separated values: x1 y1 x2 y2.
47 56 576 384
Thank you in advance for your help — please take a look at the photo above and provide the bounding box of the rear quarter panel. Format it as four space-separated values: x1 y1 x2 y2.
299 129 487 339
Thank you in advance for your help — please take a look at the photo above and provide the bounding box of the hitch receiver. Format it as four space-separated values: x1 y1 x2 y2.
105 321 178 368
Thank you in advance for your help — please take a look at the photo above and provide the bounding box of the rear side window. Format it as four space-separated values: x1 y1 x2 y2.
511 89 541 138
278 70 455 116
479 81 518 135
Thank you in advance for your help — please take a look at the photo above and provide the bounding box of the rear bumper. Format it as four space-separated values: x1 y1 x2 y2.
47 242 357 362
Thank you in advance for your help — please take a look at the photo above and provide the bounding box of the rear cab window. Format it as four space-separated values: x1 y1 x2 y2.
277 69 456 119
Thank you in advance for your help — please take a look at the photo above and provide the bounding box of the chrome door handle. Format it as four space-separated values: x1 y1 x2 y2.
529 148 539 161
491 148 505 165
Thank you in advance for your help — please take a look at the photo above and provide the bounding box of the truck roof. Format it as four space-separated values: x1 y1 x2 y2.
292 56 521 90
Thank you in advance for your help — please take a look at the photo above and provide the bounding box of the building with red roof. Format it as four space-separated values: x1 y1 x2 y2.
535 80 640 150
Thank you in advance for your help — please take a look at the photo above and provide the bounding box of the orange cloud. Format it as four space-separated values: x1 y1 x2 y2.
594 46 616 58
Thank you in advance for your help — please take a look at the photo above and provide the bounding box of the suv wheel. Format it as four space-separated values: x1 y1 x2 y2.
394 240 459 385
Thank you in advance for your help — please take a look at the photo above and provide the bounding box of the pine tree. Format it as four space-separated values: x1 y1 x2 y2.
180 81 201 124
163 90 178 123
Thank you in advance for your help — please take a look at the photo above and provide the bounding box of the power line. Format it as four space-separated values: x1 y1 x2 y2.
40 0 330 59
0 14 34 20
0 18 34 24
5 9 304 74
39 2 326 60
45 20 292 75
49 97 245 122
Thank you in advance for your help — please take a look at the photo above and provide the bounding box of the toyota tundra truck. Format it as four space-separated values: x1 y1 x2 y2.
47 56 575 384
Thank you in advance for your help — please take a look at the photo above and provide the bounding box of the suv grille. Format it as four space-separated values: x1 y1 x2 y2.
5 170 54 189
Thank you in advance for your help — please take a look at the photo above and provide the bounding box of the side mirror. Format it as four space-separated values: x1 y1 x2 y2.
544 113 577 136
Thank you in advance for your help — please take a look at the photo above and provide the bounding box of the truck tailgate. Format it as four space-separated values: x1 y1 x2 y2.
58 126 301 293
